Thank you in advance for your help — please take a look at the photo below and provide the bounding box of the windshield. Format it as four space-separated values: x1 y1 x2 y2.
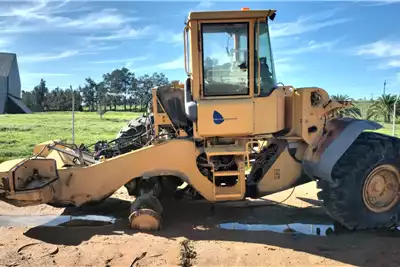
254 21 277 96
201 22 249 97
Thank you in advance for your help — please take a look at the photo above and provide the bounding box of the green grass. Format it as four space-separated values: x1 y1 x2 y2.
354 100 373 119
1 107 400 164
0 111 140 163
374 123 400 136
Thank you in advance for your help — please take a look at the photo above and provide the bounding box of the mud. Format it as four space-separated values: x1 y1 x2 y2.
0 182 399 266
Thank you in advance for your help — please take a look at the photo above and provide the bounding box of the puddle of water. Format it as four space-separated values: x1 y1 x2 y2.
0 215 116 228
218 222 335 236
218 223 400 237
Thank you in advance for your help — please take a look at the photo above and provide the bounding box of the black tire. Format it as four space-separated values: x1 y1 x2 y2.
317 131 400 230
116 115 149 140
116 115 152 195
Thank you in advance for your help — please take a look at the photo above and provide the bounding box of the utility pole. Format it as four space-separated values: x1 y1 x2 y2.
383 80 387 96
71 85 75 144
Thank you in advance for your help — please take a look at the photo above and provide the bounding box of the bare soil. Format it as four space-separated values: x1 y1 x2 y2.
0 182 399 267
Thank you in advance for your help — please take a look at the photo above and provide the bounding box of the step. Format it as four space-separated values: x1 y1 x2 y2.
214 185 244 201
205 145 247 156
213 171 241 177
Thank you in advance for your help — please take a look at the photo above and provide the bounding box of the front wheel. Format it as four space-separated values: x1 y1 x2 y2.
317 132 400 230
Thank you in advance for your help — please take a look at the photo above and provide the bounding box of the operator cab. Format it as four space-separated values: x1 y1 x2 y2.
154 9 284 139
200 15 277 97
183 9 285 139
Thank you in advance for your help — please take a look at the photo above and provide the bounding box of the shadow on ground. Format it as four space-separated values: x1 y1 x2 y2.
23 196 400 266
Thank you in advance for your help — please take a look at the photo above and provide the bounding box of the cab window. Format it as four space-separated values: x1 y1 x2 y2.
201 22 249 97
254 20 277 96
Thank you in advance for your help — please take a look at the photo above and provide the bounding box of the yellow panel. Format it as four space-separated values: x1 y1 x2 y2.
257 146 302 196
253 89 285 134
189 10 276 20
197 98 253 137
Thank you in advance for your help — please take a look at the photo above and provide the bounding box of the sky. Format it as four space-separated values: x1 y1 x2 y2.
0 0 400 99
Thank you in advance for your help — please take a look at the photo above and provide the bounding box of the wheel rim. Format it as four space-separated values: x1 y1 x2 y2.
129 208 162 231
363 164 400 213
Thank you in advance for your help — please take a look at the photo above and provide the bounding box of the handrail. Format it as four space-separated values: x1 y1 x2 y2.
183 25 191 76
256 19 261 97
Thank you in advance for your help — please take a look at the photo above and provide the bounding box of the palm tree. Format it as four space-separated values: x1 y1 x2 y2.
331 94 362 118
366 94 399 123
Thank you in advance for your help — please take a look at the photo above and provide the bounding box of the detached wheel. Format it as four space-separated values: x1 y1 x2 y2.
128 195 163 231
317 132 400 230
129 209 162 231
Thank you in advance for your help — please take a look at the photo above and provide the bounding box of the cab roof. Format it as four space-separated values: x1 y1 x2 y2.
188 9 277 21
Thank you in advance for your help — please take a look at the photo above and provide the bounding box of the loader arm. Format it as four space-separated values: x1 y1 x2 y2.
0 139 215 207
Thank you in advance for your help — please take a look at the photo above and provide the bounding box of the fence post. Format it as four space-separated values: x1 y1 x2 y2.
71 85 75 144
393 95 399 136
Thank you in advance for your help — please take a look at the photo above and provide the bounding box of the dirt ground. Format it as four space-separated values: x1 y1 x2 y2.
0 181 399 267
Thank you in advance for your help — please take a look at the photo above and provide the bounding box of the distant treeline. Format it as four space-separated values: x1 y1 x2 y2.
22 67 176 112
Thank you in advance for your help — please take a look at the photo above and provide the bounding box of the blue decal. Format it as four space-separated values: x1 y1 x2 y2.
213 111 224 125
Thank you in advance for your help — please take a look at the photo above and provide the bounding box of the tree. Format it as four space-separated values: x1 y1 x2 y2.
46 87 63 111
101 67 134 111
120 67 134 111
22 90 35 110
331 94 361 118
80 81 96 111
63 87 83 111
32 79 49 111
367 94 399 123
136 72 169 112
21 70 170 113
96 81 108 118
83 77 107 118
128 73 139 111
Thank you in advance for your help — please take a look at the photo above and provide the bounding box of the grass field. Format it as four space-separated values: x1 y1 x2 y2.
0 106 399 163
0 111 140 163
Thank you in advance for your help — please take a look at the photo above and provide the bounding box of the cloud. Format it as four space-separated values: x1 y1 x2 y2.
354 39 400 70
355 40 400 58
270 11 349 38
274 57 303 79
57 8 140 30
278 40 339 55
186 0 214 13
24 72 73 77
0 1 141 33
156 31 182 45
90 56 148 64
194 0 214 10
86 25 153 41
354 0 400 6
81 43 120 54
18 50 80 63
0 38 11 49
377 59 400 69
156 57 184 70
388 60 400 67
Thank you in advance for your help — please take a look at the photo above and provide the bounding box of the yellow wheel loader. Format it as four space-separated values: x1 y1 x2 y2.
1 8 400 231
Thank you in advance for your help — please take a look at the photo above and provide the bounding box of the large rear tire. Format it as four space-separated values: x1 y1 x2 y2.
116 115 152 195
317 132 400 230
116 115 150 140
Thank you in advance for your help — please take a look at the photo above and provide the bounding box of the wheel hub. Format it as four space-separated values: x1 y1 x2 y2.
363 164 400 213
129 208 162 231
